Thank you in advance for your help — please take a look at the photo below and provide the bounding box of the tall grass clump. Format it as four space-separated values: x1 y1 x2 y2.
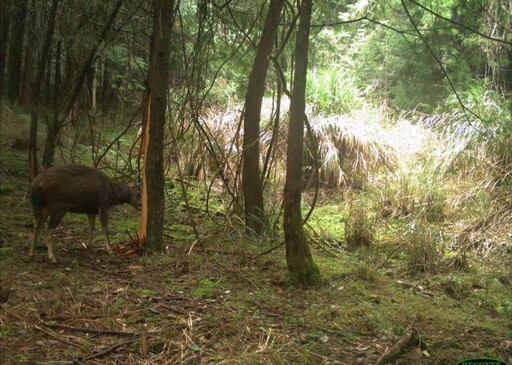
487 132 512 188
308 111 398 190
399 219 446 274
344 198 375 248
437 83 512 185
307 66 363 115
375 169 448 223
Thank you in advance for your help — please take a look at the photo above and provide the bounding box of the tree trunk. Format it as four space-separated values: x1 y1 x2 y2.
42 118 59 168
7 0 28 103
20 41 34 109
28 0 59 180
21 0 37 110
0 0 8 95
242 0 284 235
283 0 319 286
101 58 113 112
53 40 62 105
137 0 174 253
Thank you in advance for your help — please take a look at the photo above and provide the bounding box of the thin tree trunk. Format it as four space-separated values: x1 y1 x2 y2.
0 0 8 95
44 47 53 104
7 0 28 103
87 65 96 112
53 40 62 105
137 0 174 252
242 0 284 235
283 0 319 286
21 43 34 109
101 58 113 112
28 0 59 181
21 0 37 110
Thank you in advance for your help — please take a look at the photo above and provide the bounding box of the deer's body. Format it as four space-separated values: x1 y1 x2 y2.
30 164 141 263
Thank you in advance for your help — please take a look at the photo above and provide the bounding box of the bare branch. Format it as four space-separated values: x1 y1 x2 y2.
400 0 485 134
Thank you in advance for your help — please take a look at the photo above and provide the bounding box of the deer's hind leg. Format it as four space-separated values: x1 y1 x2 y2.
31 208 50 258
46 207 67 263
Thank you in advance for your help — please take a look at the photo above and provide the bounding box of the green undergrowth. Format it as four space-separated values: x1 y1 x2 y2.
1 127 511 363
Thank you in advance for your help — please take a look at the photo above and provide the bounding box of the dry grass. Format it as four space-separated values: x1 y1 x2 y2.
308 111 398 189
0 104 46 151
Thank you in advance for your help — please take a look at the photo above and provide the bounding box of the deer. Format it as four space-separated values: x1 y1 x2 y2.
30 164 141 263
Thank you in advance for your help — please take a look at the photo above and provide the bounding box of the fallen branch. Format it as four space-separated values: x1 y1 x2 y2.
252 241 285 258
375 326 418 365
43 322 137 337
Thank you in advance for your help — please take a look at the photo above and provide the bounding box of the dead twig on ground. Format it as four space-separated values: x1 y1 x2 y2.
82 338 138 361
34 325 81 348
42 322 137 337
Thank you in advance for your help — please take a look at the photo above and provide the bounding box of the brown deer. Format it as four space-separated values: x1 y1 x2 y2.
30 164 141 263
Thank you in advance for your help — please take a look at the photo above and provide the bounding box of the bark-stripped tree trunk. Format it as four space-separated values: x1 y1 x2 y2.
283 0 319 286
242 0 284 235
137 0 174 252
87 66 97 112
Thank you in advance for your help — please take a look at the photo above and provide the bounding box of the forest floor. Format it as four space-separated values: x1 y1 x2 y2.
0 149 511 365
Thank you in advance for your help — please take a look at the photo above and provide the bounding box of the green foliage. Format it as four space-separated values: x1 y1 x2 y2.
421 188 447 223
307 65 363 115
0 325 11 338
439 83 512 186
135 288 158 297
0 185 14 195
102 45 147 91
0 247 14 260
308 0 512 113
1 0 512 360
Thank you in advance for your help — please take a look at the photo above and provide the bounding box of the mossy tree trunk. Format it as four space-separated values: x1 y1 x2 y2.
283 0 320 287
